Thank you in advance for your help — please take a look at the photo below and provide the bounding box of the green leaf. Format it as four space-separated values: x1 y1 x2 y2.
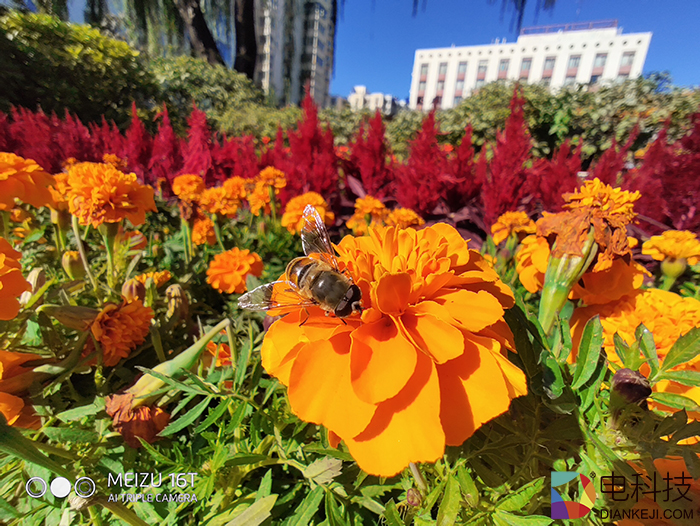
225 453 270 467
437 476 460 526
158 396 212 437
571 316 603 390
682 448 700 480
134 366 210 397
456 464 479 507
256 469 272 500
382 500 405 526
496 477 546 513
324 491 345 526
224 495 277 526
636 324 659 381
55 398 105 422
613 333 632 368
287 486 324 526
661 328 700 372
0 494 20 518
656 370 700 387
650 392 700 413
493 510 553 526
194 399 232 433
654 410 688 438
42 427 100 444
542 353 565 400
303 457 343 485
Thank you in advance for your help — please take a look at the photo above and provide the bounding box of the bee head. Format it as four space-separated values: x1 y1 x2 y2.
334 284 363 318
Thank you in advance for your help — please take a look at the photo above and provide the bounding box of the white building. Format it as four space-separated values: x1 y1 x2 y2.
409 20 652 111
347 86 399 115
254 0 336 107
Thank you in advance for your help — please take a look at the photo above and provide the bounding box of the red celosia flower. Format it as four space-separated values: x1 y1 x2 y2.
525 141 581 212
180 105 215 186
345 111 396 199
212 135 260 182
148 106 182 195
123 102 153 184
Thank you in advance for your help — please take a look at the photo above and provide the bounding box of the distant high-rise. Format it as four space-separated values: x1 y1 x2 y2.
409 20 652 111
254 0 336 107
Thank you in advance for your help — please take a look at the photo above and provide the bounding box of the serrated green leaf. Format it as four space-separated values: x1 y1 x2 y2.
543 353 565 399
0 494 20 518
654 410 688 438
656 370 700 387
256 469 272 500
194 399 231 433
288 486 324 526
303 457 342 485
613 333 632 369
437 476 460 526
497 477 546 513
572 316 603 390
650 393 700 413
682 448 700 480
661 328 700 372
55 399 105 422
158 396 212 437
135 366 210 397
636 324 659 381
224 495 277 526
325 490 345 526
382 500 404 526
43 427 100 444
493 510 553 526
456 465 479 507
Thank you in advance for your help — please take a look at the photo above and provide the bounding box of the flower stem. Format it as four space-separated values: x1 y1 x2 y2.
212 214 226 251
100 222 119 289
409 462 428 496
71 215 99 292
182 218 193 265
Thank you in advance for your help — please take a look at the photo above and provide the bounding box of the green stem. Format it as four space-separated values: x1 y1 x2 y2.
182 219 192 265
71 215 99 292
100 222 120 289
409 462 428 496
660 274 677 291
212 214 226 251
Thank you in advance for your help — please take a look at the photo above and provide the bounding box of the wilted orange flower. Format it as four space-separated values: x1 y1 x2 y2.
385 208 425 229
261 223 526 476
102 153 127 171
571 289 700 416
200 176 247 218
491 211 536 245
346 196 388 235
281 192 335 234
0 153 54 211
105 393 170 448
0 238 31 320
642 230 700 265
65 162 156 228
192 214 216 246
172 174 205 203
134 270 172 288
87 300 154 367
206 248 263 294
205 341 233 367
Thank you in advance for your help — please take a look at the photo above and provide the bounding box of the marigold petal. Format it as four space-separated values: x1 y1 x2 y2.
260 312 308 385
0 392 24 425
402 302 464 364
350 316 417 405
288 333 376 439
373 272 412 315
434 289 505 333
344 352 444 476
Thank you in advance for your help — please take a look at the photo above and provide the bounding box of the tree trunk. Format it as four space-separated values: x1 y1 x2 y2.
174 0 226 66
233 0 257 80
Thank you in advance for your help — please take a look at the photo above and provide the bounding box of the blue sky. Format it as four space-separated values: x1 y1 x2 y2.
330 0 700 99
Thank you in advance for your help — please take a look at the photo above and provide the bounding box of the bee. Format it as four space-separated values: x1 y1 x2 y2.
238 205 363 319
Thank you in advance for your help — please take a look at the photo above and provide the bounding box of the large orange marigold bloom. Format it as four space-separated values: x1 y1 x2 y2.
0 238 31 320
207 248 264 294
642 230 700 266
515 235 549 293
261 223 527 476
0 153 54 211
48 172 71 212
172 174 205 203
65 162 156 228
281 192 335 234
88 300 154 367
571 289 700 416
491 211 536 245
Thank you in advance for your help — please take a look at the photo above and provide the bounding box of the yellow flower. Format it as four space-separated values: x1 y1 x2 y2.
385 208 425 230
642 230 700 265
86 300 154 367
0 153 55 211
355 195 386 217
66 162 156 228
261 223 526 476
199 176 247 218
346 196 388 235
134 270 172 288
0 238 31 320
192 214 216 246
491 211 536 245
206 248 264 294
281 192 335 234
172 174 205 204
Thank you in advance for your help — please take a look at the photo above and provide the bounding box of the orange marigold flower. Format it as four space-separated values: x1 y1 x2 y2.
205 341 233 367
354 195 387 217
206 248 264 294
192 214 216 246
571 289 700 417
0 153 54 211
0 238 31 320
102 153 127 171
10 208 32 223
261 223 526 476
134 270 172 288
172 174 206 203
281 192 335 234
0 392 39 428
48 172 70 212
642 230 700 265
247 168 286 216
257 166 287 189
199 177 246 218
385 208 425 230
65 162 156 228
105 393 170 448
515 235 549 293
88 300 154 367
346 196 388 235
491 211 536 245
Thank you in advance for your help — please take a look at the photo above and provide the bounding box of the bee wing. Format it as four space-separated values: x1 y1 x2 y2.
300 204 340 270
238 280 318 313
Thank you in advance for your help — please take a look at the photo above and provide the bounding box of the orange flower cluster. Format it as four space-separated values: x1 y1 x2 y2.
199 177 247 218
87 300 154 367
0 238 31 320
385 208 425 229
205 341 233 367
102 153 127 171
642 230 700 266
281 192 334 234
206 248 264 294
48 172 71 212
172 174 206 204
0 153 54 211
247 167 287 216
491 211 536 245
262 223 526 476
192 214 217 246
65 162 156 228
346 196 424 235
105 393 170 448
134 270 172 288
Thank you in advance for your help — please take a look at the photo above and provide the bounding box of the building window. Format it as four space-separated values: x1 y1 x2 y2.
593 53 607 68
418 81 426 92
434 96 442 107
457 61 467 75
621 51 635 67
475 78 485 89
438 62 447 76
420 64 428 76
564 76 576 86
455 79 464 92
477 60 488 74
454 96 463 105
416 96 423 109
436 80 445 93
317 58 323 67
543 56 555 72
567 55 580 69
499 59 509 72
520 58 532 71
590 74 601 84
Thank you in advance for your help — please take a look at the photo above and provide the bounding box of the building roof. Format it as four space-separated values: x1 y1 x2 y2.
519 20 618 36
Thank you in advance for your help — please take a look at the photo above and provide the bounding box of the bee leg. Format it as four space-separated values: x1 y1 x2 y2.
299 308 310 327
340 317 348 326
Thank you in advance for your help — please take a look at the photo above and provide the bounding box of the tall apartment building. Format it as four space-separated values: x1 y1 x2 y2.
409 20 652 111
254 0 336 107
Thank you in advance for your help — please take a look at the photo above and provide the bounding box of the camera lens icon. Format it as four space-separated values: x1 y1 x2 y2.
26 477 47 498
25 476 96 499
74 477 96 498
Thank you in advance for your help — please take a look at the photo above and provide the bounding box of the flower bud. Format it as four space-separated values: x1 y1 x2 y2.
38 305 99 331
62 251 86 280
166 284 189 321
611 368 652 406
121 278 146 303
19 268 46 306
661 257 687 280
